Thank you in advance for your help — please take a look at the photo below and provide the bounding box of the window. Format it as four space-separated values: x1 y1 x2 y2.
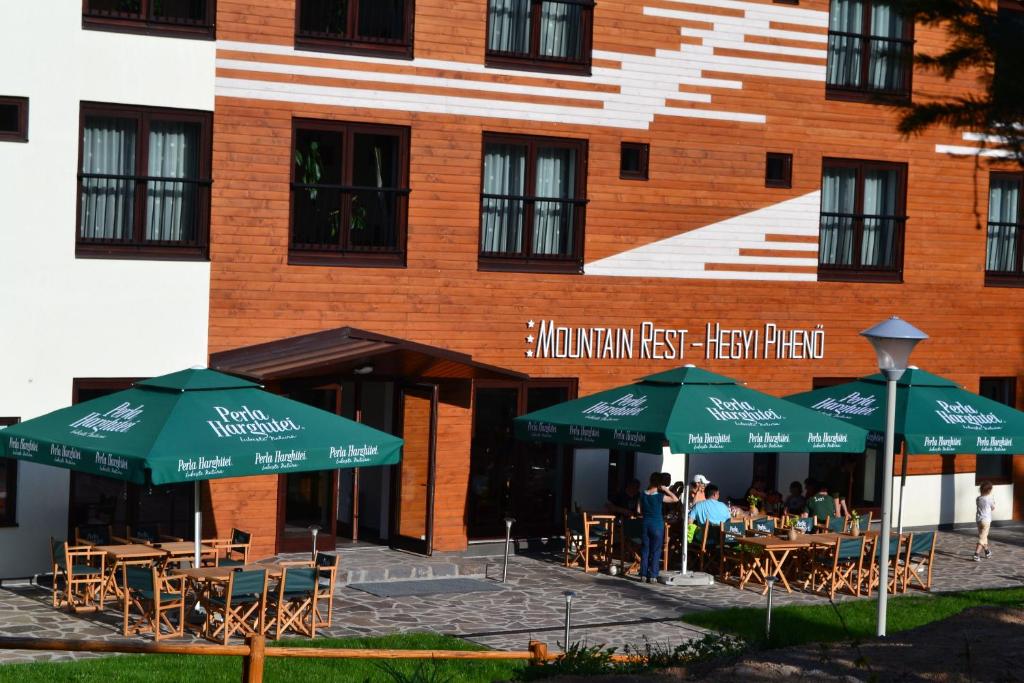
818 158 906 281
83 0 215 39
486 0 594 75
0 418 18 527
826 0 913 101
977 378 1017 484
77 103 212 260
290 119 410 266
0 97 28 143
296 0 414 58
765 152 793 188
619 142 649 180
995 2 1024 99
479 133 587 273
986 173 1024 286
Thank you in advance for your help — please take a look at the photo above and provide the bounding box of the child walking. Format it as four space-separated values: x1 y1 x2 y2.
640 472 679 583
975 481 995 562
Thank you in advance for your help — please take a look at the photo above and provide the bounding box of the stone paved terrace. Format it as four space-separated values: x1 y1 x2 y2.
1 526 1023 665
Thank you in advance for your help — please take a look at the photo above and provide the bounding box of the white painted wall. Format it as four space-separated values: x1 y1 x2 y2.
893 474 1014 529
0 3 214 578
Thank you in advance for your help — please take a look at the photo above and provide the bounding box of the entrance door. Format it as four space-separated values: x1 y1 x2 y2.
467 380 575 540
390 384 437 555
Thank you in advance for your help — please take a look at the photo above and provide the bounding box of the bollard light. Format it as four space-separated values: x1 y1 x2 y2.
502 517 516 583
563 591 576 652
764 576 777 642
308 524 322 562
861 316 927 638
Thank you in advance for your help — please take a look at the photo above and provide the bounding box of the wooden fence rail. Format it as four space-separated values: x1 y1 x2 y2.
0 635 553 682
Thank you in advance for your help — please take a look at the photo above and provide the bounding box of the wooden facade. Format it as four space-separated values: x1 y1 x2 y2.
206 0 1024 556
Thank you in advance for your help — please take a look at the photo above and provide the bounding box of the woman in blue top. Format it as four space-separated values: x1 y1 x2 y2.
640 472 679 583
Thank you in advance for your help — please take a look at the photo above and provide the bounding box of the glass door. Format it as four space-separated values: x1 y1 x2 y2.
389 384 437 555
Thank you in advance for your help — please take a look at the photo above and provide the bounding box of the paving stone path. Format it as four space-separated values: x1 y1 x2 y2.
1 526 1021 666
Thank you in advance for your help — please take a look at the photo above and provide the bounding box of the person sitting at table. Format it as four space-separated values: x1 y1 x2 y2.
690 474 709 505
805 480 837 525
745 478 768 503
640 472 679 583
688 484 731 528
605 478 641 516
784 481 806 515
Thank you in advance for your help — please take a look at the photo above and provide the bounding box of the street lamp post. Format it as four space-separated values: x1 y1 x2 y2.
860 316 928 638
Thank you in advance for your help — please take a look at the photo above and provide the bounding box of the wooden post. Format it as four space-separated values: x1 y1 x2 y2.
242 634 265 683
528 640 548 665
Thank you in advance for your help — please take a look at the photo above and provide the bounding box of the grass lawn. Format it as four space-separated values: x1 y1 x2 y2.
682 586 1024 648
0 633 526 682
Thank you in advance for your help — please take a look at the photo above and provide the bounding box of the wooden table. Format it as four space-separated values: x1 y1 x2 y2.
95 544 169 603
172 563 294 637
154 542 218 566
740 531 879 594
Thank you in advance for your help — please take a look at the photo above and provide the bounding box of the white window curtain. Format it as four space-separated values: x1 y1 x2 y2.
868 2 905 92
861 169 898 267
481 144 526 254
827 0 864 88
146 121 199 242
533 147 576 255
819 167 857 265
80 117 136 240
488 0 531 54
987 178 1020 272
539 1 582 60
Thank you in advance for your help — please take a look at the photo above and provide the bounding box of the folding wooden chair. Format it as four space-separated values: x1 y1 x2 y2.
204 528 252 567
312 552 340 628
50 537 106 611
807 536 866 599
863 534 904 597
128 524 183 545
269 567 319 639
203 568 268 644
563 510 609 572
850 512 872 534
904 531 937 591
823 515 848 534
121 564 186 640
792 517 815 534
751 517 776 536
719 520 756 586
75 524 122 546
618 517 643 576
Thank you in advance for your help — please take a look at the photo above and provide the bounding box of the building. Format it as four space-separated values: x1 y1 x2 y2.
1 0 1023 575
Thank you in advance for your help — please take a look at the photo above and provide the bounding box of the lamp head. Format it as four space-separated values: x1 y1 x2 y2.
860 317 928 380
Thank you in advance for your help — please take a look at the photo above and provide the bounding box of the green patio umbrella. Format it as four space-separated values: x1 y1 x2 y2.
512 365 869 576
787 367 1024 531
0 368 403 565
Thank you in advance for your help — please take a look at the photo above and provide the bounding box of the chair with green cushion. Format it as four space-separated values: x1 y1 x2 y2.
792 517 815 534
203 568 267 644
128 524 183 545
74 524 115 546
313 553 340 628
270 566 319 639
904 531 937 591
807 535 866 599
49 537 106 611
121 564 186 640
618 517 644 576
752 517 775 535
852 512 872 533
205 528 252 567
826 516 847 534
562 510 608 573
864 534 903 597
719 521 754 586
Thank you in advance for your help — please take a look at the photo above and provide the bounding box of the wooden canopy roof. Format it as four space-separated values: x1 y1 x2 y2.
209 327 527 382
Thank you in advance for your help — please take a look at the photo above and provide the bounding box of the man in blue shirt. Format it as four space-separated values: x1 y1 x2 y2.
689 484 731 527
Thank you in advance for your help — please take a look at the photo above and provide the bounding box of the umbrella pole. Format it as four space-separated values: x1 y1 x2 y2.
681 451 688 576
194 480 201 569
896 444 907 536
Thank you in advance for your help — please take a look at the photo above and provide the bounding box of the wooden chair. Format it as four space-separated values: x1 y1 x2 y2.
806 536 866 599
792 517 815 534
823 516 848 534
204 528 252 567
128 524 183 545
618 517 643 576
850 512 873 534
692 521 723 573
74 524 123 546
312 552 340 628
719 520 755 586
903 531 937 591
269 567 319 639
751 517 775 536
563 510 609 572
203 568 268 644
121 564 186 640
50 537 106 611
863 534 904 597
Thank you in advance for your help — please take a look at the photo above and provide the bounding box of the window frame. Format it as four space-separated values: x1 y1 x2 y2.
76 102 212 261
818 156 907 283
619 142 649 181
976 377 1017 485
289 118 411 268
294 0 416 59
825 0 914 103
765 152 793 189
0 97 28 143
485 0 595 76
985 172 1024 287
478 131 588 274
0 417 20 528
82 0 216 40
